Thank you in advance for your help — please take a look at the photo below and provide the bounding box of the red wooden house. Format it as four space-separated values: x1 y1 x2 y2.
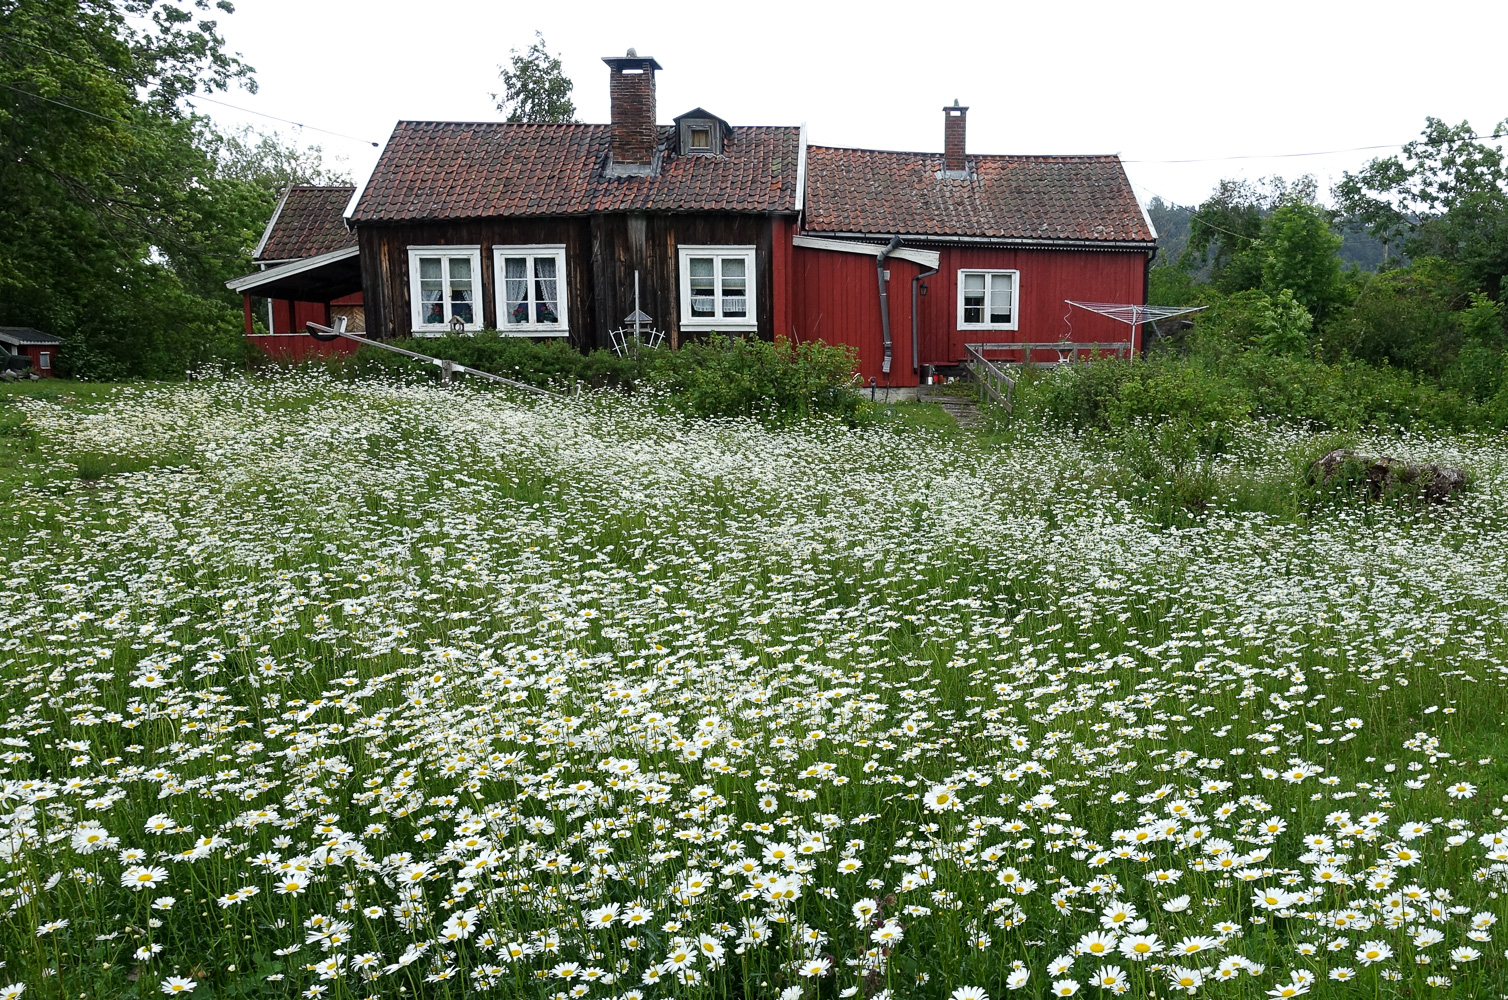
795 103 1156 385
229 53 1157 386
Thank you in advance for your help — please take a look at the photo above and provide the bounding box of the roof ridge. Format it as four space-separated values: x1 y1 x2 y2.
808 144 1122 161
391 120 800 131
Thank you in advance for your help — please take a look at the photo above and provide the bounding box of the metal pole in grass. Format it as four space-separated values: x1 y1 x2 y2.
305 319 561 398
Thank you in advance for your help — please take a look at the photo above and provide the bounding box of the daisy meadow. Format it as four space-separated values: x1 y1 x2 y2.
0 372 1506 999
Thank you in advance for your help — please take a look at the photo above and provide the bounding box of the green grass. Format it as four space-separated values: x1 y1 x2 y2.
1 371 1506 1000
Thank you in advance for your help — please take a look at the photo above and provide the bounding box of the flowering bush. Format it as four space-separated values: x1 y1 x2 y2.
1 371 1506 999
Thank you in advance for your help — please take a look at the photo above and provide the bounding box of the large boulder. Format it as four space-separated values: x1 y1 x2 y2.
1308 449 1468 503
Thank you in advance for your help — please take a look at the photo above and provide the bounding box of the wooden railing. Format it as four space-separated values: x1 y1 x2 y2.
961 341 1135 413
962 343 1017 412
967 341 1135 366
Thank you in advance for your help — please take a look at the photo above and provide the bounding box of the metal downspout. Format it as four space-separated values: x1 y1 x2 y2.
911 263 939 375
875 235 902 375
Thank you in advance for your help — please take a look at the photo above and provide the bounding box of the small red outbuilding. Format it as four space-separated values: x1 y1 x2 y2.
0 327 62 378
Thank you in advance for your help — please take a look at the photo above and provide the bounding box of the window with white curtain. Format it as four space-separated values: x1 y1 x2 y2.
493 245 568 335
957 269 1019 330
678 245 756 331
407 246 483 334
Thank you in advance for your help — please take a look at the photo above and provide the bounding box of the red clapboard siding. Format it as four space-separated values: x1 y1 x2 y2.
254 296 364 360
790 246 923 386
792 242 1150 382
919 247 1149 364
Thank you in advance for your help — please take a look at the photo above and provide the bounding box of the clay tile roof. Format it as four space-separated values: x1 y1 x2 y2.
802 146 1155 243
255 186 357 262
350 121 801 222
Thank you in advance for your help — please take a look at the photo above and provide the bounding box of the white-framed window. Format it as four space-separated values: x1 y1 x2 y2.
957 269 1019 330
38 351 51 370
407 246 483 334
678 245 757 331
492 245 568 336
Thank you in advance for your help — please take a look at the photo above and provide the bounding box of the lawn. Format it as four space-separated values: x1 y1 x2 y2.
2 371 1506 1000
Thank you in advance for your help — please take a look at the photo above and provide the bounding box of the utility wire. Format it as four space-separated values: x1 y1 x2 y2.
0 80 125 123
183 92 380 147
1125 132 1505 164
0 34 379 146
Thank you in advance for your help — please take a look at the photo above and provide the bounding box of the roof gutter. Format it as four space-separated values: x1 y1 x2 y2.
816 231 1157 251
875 235 902 376
225 246 361 293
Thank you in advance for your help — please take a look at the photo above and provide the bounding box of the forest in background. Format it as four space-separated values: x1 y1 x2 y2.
1142 118 1508 415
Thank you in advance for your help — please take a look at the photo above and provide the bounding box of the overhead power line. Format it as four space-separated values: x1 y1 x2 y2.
1125 132 1505 165
0 34 380 147
184 92 380 147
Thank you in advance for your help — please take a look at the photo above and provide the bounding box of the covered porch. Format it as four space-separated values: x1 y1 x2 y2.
225 247 366 360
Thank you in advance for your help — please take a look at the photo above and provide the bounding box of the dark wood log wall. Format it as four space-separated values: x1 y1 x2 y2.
359 213 782 349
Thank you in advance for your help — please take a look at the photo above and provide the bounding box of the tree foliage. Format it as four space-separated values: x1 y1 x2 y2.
493 32 576 124
1336 118 1508 299
1176 177 1345 328
0 0 339 378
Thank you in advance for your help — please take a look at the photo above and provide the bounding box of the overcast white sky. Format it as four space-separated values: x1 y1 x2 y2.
202 0 1506 209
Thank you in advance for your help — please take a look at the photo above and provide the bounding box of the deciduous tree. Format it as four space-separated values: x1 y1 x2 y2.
1337 118 1508 298
0 0 337 377
493 32 576 124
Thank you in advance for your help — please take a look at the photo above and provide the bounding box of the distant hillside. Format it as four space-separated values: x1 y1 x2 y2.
1147 196 1393 274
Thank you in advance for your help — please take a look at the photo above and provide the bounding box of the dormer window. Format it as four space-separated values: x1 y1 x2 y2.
674 108 729 156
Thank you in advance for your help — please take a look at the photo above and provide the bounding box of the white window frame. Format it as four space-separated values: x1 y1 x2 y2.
38 351 51 370
491 245 569 336
678 245 757 332
956 268 1020 331
407 245 483 335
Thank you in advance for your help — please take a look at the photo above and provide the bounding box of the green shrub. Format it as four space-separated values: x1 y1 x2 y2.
327 333 869 425
646 336 866 424
1021 350 1491 437
1025 355 1248 453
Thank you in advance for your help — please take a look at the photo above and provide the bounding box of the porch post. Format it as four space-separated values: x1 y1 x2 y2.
242 295 254 337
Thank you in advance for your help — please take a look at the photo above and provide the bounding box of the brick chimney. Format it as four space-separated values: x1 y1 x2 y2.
603 49 663 171
943 100 968 174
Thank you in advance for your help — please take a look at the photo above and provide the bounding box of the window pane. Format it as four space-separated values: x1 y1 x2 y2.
420 255 445 324
689 257 715 317
449 262 472 302
962 272 985 325
989 273 1013 324
721 257 747 317
451 301 474 324
533 257 559 324
503 257 529 324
